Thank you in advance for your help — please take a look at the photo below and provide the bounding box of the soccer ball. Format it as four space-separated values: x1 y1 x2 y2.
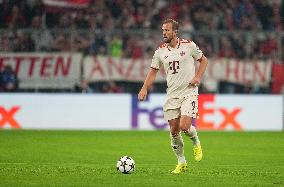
116 156 135 174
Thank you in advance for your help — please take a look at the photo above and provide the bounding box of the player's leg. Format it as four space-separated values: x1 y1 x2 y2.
180 95 203 161
164 109 188 173
180 116 200 146
168 116 186 164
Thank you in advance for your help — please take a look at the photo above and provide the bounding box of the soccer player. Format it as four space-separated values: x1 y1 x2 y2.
138 19 208 174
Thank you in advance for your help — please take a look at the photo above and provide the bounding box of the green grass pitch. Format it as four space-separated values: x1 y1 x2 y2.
0 130 283 186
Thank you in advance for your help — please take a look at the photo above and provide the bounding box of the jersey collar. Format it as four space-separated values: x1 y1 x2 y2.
167 38 181 51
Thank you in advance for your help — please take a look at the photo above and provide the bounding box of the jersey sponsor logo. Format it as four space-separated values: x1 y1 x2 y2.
0 106 21 129
169 61 180 74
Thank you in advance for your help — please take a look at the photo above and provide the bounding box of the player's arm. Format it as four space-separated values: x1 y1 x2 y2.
189 42 208 86
138 68 158 101
190 55 208 86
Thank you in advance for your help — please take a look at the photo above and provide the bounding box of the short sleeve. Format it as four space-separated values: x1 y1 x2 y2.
150 50 161 69
191 42 203 60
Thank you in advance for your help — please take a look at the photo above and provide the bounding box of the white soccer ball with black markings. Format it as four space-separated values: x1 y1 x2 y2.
116 156 135 174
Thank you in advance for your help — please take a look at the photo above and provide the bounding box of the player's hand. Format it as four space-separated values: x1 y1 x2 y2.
138 88 148 101
189 77 201 87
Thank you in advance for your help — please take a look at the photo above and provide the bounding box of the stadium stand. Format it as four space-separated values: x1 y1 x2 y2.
0 0 283 93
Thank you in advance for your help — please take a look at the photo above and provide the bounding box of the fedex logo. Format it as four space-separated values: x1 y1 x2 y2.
197 95 242 130
0 106 21 129
131 94 243 131
131 95 167 129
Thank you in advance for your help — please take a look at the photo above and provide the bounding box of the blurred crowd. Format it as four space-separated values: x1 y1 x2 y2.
0 0 283 93
1 0 284 59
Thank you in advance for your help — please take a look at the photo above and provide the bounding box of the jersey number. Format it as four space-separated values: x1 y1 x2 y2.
169 61 180 74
